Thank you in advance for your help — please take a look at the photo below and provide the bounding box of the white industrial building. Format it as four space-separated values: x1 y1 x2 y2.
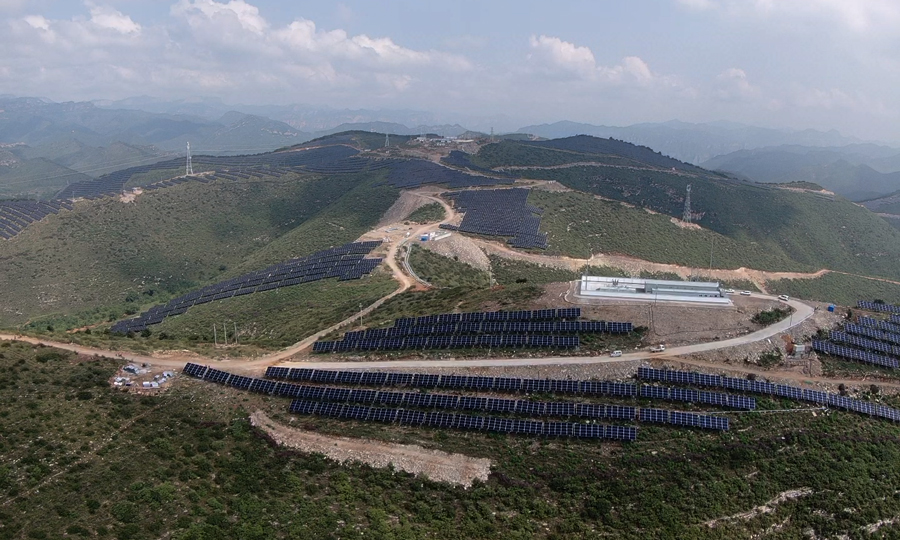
576 276 732 305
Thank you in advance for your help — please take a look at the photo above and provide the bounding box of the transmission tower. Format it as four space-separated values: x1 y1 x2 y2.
384 133 390 148
683 184 692 223
185 142 193 176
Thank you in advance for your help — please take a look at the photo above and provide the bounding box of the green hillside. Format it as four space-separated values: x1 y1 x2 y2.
528 189 800 271
6 343 900 538
0 149 91 199
407 245 489 288
0 172 398 329
59 272 397 357
494 162 900 279
13 139 167 178
766 272 900 307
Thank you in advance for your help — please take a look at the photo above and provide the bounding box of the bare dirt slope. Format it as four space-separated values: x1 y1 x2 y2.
250 410 491 488
377 189 435 226
422 233 491 271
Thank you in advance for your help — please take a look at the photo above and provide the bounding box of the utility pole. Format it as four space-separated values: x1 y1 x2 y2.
234 322 238 345
683 184 692 223
213 325 217 346
186 142 193 176
359 303 364 330
709 236 714 272
222 323 227 346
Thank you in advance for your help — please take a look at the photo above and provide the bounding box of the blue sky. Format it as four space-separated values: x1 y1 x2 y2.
2 0 899 140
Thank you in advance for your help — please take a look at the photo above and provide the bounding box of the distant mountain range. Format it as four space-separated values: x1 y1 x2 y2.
515 120 869 165
702 145 900 201
6 94 900 202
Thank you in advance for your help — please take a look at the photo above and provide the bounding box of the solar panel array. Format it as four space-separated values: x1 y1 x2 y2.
447 188 548 249
858 300 900 314
291 399 640 440
382 159 514 190
183 363 636 440
265 366 639 398
639 408 729 431
312 307 633 353
288 400 637 440
0 200 73 239
811 340 899 369
636 367 900 422
188 363 731 436
111 241 382 334
638 384 755 410
857 315 900 334
844 323 900 347
830 330 900 358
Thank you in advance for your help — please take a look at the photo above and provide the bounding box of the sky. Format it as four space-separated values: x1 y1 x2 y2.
1 0 899 140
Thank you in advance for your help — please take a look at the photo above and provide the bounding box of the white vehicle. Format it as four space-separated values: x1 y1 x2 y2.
724 289 735 294
610 350 622 357
650 344 666 353
740 290 752 296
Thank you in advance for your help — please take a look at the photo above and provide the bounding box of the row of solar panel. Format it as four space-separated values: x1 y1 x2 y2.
348 320 631 340
395 308 582 327
638 385 756 410
289 400 636 440
857 300 900 314
812 340 899 369
264 366 639 397
637 367 900 421
830 330 900 358
312 334 580 353
639 408 729 431
844 323 900 347
858 315 900 335
111 241 382 334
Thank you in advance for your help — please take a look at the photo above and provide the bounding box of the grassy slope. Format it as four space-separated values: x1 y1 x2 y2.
523 165 900 279
70 272 398 357
6 343 900 539
767 272 900 306
488 255 580 285
358 284 546 330
0 151 91 199
406 202 446 223
408 246 489 288
529 189 798 270
0 173 398 329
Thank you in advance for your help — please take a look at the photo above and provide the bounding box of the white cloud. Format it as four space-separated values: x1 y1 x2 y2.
0 1 471 103
88 3 141 34
172 0 267 34
676 0 900 33
676 0 716 10
528 35 665 86
715 68 760 100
